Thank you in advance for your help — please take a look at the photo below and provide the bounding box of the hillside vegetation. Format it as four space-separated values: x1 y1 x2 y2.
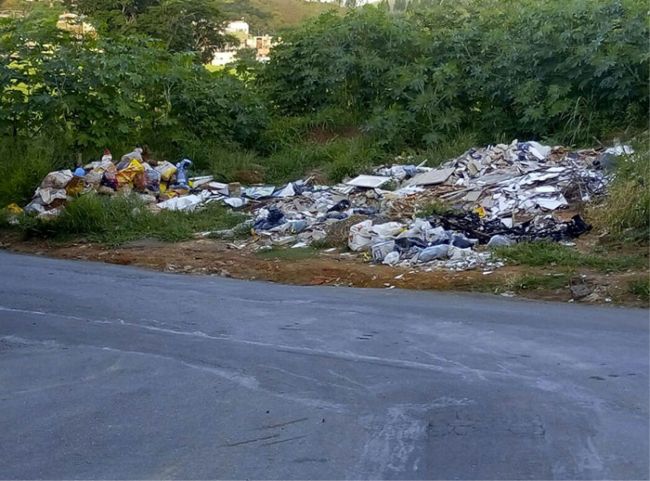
0 0 343 34
221 0 343 34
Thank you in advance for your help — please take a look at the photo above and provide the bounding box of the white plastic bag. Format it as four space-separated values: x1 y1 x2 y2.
348 220 374 251
371 240 395 262
382 251 400 266
371 222 404 239
40 170 73 190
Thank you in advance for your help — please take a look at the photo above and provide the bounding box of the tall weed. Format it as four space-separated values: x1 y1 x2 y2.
589 139 650 241
0 138 68 206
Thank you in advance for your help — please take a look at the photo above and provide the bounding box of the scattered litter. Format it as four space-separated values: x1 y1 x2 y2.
245 185 276 200
157 191 211 212
15 139 620 274
604 144 634 156
487 235 515 248
382 251 400 266
223 197 247 208
190 175 214 188
407 167 455 186
346 175 391 189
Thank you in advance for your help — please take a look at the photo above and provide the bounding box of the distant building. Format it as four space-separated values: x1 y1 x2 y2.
225 20 250 36
245 35 274 61
211 21 277 66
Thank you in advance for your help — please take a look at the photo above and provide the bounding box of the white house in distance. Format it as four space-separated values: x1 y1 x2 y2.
225 20 250 37
211 20 276 67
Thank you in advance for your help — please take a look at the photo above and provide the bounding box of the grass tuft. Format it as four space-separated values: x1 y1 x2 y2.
255 246 320 261
505 273 570 291
415 200 457 218
16 194 245 246
627 278 650 302
589 137 650 242
494 241 646 272
0 139 66 206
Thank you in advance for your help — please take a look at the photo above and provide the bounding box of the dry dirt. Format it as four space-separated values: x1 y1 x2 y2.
1 231 647 307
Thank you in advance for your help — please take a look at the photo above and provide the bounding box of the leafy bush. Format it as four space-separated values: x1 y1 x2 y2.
0 8 267 160
169 70 269 153
260 1 648 148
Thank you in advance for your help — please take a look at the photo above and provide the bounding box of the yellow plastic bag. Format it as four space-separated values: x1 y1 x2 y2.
6 203 23 215
116 159 145 187
66 176 85 196
154 161 177 182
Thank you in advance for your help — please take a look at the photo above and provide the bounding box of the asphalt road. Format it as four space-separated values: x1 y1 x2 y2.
0 251 648 480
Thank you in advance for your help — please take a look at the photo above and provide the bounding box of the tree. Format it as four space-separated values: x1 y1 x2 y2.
66 0 229 62
65 0 159 27
259 0 649 149
0 7 266 154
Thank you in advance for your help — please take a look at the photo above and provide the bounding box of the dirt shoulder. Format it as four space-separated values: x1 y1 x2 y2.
1 231 647 307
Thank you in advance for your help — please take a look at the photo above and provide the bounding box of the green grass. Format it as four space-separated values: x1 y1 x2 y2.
205 136 385 185
419 130 484 168
255 246 320 260
0 139 65 206
266 138 377 184
15 194 245 245
589 137 650 242
506 273 570 291
628 278 650 302
415 200 457 218
494 241 647 272
204 146 266 183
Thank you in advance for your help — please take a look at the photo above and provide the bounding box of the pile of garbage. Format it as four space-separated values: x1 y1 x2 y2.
17 140 631 271
22 148 226 218
234 140 624 270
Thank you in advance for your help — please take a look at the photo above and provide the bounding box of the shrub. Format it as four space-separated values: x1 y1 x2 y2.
259 1 648 148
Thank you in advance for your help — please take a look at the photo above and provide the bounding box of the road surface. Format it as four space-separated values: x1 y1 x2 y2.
0 251 648 479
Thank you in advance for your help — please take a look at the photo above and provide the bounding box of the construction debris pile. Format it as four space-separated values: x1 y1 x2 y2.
18 140 630 271
235 140 622 270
